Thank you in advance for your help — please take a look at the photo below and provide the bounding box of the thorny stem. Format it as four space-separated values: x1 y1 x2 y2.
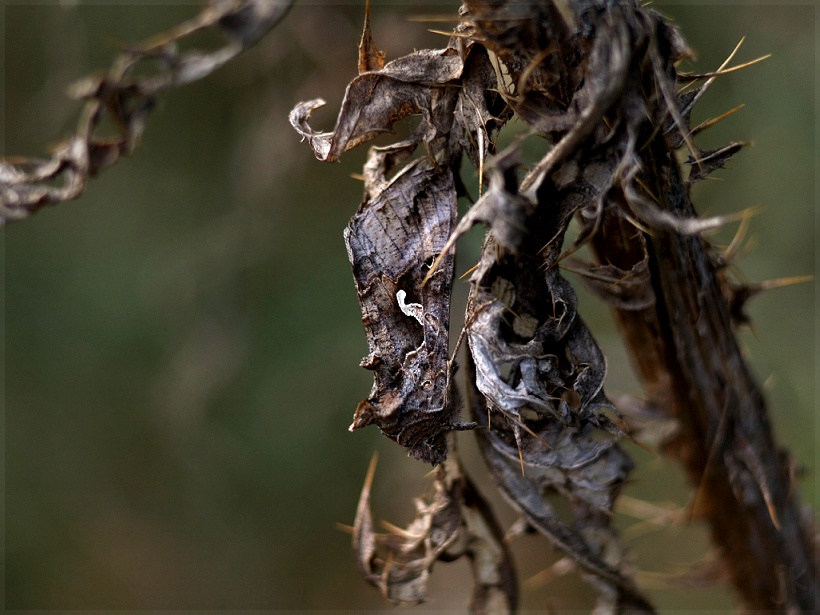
464 0 816 610
592 136 818 611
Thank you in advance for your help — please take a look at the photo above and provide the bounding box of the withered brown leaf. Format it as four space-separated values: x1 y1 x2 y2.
289 47 462 163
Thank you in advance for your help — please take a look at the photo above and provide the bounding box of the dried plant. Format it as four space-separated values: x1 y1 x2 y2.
3 1 816 612
292 1 816 612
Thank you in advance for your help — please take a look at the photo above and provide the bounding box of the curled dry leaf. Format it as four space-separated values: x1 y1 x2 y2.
289 47 463 163
344 157 473 465
290 33 507 165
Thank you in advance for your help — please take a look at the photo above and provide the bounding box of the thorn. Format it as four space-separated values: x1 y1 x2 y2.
721 206 759 263
459 263 479 279
358 451 379 510
686 397 731 523
621 210 655 237
634 176 661 204
752 274 813 292
427 28 470 38
406 14 458 23
685 54 772 80
730 275 813 325
765 497 782 531
690 104 745 136
380 520 421 539
537 230 563 255
678 36 747 86
516 45 557 96
476 110 486 198
524 557 575 588
629 436 658 457
422 250 449 286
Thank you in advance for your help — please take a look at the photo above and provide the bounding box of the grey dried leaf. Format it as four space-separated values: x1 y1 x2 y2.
429 148 535 277
468 300 565 422
344 159 471 464
451 44 511 167
467 351 653 613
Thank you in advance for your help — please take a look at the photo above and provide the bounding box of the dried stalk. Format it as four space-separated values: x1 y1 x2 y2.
0 0 293 225
4 0 814 611
461 0 816 610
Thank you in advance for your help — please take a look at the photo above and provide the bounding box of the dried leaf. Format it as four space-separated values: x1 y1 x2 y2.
344 158 472 464
290 48 464 163
291 39 516 465
564 254 655 311
353 456 517 612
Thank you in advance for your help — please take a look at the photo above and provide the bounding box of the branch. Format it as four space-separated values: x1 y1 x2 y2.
464 0 816 610
0 0 293 226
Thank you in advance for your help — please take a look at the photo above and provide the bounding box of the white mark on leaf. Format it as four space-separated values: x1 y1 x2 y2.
396 289 424 326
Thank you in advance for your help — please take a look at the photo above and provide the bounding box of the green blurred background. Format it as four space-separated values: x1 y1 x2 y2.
3 1 815 611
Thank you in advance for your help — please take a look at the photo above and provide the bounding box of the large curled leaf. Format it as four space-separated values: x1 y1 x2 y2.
344 157 472 464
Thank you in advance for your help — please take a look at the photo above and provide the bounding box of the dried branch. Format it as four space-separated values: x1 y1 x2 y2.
459 0 816 610
292 0 816 610
0 0 293 225
12 0 811 611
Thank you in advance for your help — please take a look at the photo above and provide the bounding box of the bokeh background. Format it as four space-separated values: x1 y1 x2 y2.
3 1 815 611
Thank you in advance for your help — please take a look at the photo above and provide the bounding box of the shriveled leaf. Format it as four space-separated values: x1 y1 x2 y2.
353 455 516 612
344 159 472 464
565 254 655 311
290 48 464 162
